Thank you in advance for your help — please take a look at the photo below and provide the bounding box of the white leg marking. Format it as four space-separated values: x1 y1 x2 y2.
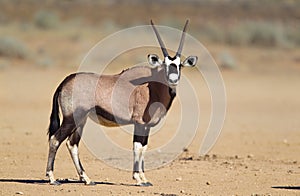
50 135 59 148
133 172 142 185
133 142 143 170
66 140 93 185
47 171 55 183
46 170 60 185
66 140 80 171
133 142 150 185
133 142 143 185
80 172 92 185
139 172 147 183
139 145 148 183
46 136 61 185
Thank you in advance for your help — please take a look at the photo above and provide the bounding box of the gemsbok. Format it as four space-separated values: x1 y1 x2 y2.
46 20 197 186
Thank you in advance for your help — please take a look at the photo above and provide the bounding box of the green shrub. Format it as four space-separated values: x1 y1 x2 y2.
160 18 183 30
226 21 292 47
200 23 225 43
36 57 54 68
34 10 60 29
218 51 237 69
0 36 30 59
226 25 251 46
248 22 289 47
286 26 300 46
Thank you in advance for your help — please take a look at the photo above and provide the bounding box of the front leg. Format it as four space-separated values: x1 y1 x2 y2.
133 124 153 186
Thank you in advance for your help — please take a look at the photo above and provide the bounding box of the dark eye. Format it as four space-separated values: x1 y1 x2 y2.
151 56 158 62
187 59 194 65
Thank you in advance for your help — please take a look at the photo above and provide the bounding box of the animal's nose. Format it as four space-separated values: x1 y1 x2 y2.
169 73 179 84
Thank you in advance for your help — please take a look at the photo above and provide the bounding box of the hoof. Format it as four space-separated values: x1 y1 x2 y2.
143 182 153 186
50 181 61 186
85 181 96 186
137 182 153 187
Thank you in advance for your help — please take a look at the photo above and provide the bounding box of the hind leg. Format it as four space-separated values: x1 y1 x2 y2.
46 119 76 185
66 122 95 185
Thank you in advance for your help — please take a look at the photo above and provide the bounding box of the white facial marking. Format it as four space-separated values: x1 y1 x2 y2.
169 73 178 81
164 56 180 66
164 56 181 86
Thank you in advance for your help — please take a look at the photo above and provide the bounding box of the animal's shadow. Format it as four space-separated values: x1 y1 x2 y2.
272 186 300 190
0 178 137 187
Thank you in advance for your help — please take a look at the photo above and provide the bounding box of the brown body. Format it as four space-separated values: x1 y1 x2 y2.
46 65 175 186
57 65 174 127
45 20 197 186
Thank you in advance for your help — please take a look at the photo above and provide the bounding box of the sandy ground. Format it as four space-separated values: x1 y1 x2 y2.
0 45 300 196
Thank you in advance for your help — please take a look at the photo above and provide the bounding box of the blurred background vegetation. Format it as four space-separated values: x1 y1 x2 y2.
0 0 299 68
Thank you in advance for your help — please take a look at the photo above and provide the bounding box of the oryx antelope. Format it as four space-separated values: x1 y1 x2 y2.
46 20 197 186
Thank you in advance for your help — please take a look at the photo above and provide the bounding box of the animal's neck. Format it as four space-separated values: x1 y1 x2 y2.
148 84 176 113
153 67 177 111
167 86 176 110
169 87 176 99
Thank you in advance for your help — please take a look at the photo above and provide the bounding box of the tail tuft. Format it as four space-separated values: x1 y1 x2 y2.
48 87 61 140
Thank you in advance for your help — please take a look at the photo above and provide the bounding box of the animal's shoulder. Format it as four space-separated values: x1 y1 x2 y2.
118 66 155 85
119 66 152 75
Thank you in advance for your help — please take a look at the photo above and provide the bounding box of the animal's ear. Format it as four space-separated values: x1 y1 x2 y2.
148 54 163 67
182 56 198 67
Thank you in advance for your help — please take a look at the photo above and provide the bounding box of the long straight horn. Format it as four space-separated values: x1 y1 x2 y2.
150 20 169 57
176 19 189 57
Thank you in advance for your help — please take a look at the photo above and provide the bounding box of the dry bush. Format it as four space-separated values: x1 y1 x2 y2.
286 26 300 46
198 21 298 48
34 10 60 29
199 23 225 43
247 22 289 47
0 36 30 59
226 21 292 47
218 51 237 70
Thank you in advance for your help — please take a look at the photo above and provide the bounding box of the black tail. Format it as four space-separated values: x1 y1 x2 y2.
48 87 61 140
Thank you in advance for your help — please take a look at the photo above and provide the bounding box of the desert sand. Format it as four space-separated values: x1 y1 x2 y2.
0 43 299 195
